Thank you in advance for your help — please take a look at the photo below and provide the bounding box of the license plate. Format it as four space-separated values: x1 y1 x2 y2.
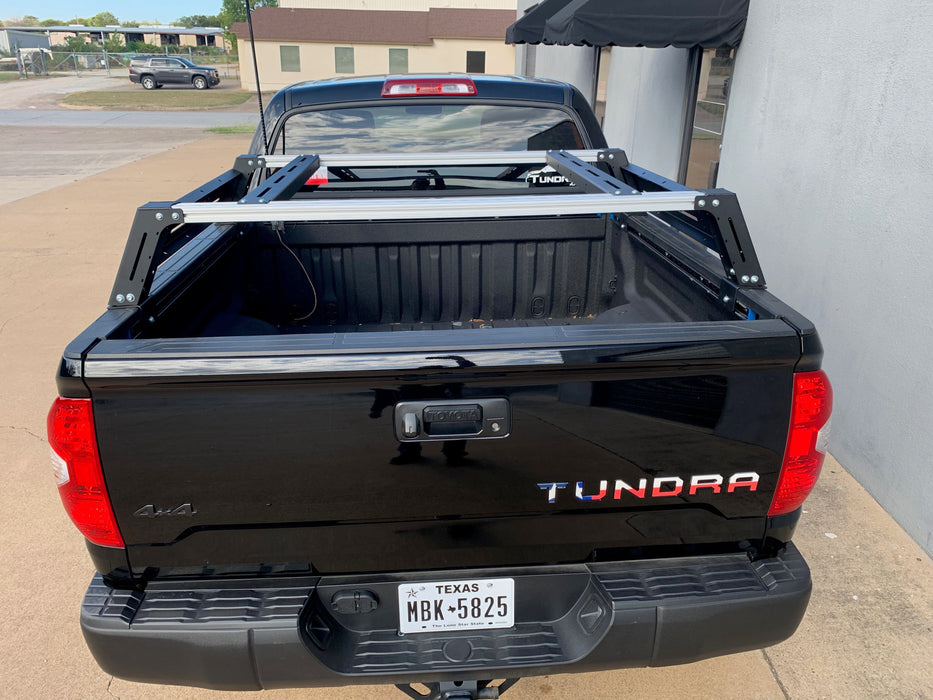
398 578 514 634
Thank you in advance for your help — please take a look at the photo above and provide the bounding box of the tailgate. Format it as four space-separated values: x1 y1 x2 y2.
84 321 801 576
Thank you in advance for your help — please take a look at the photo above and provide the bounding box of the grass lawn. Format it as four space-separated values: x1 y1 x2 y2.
62 89 252 110
205 125 256 134
0 73 24 82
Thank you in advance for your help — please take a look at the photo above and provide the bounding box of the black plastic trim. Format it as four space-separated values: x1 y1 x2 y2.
81 544 811 690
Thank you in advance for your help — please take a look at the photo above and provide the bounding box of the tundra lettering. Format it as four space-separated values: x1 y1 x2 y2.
539 473 762 504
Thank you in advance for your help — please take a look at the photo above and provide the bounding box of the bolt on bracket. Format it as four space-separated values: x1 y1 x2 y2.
108 202 183 309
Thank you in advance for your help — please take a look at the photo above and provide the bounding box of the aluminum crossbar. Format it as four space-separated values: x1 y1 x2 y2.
176 191 702 224
257 150 606 169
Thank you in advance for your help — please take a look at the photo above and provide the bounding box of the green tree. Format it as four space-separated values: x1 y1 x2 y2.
60 35 90 52
88 11 119 26
125 40 159 53
219 0 277 29
219 0 276 50
175 14 223 28
102 34 124 52
40 18 64 26
20 15 41 26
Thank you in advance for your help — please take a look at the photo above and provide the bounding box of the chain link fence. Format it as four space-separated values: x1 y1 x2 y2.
3 49 239 81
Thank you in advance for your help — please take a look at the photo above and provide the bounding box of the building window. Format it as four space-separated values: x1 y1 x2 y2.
335 47 355 74
389 48 408 74
466 51 485 74
682 47 735 189
280 45 300 72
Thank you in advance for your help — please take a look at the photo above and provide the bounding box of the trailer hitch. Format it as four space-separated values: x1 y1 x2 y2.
396 679 519 700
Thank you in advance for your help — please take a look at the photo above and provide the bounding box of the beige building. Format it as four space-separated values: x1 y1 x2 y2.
231 7 516 92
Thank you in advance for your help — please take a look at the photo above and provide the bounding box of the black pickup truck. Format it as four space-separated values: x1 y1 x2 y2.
50 75 831 698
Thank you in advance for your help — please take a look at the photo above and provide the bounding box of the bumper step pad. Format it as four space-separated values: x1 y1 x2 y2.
81 544 810 690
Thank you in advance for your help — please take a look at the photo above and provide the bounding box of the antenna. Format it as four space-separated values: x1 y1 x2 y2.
245 0 269 152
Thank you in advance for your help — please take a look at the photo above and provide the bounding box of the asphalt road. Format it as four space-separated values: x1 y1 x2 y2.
0 109 259 128
0 98 931 698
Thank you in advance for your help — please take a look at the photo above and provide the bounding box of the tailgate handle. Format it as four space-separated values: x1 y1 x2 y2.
395 399 510 442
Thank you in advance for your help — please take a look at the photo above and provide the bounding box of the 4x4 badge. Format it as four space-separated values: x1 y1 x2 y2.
133 503 197 518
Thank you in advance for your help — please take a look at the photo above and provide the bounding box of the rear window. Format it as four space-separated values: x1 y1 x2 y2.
273 103 584 154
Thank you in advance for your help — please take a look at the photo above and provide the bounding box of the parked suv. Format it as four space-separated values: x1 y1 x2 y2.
129 56 220 90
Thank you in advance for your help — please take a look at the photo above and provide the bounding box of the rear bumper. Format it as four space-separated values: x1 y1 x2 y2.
81 543 811 691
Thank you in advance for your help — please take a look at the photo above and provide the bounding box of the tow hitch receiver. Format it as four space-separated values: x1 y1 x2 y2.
396 679 520 700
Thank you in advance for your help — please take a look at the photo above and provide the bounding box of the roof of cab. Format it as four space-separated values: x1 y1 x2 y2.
272 74 574 112
251 73 606 154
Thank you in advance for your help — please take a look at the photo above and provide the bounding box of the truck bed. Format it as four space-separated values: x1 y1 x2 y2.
144 212 725 340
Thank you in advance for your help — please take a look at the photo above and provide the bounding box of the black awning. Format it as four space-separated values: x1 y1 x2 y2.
505 0 575 45
507 0 749 48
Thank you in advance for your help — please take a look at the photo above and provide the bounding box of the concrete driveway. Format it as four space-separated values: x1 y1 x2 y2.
0 127 208 206
0 130 931 699
0 71 256 205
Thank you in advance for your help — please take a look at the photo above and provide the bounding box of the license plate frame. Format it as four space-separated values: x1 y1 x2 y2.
397 578 515 634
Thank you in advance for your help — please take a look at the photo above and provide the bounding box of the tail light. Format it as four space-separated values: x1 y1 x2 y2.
769 370 833 516
47 398 124 547
382 77 477 97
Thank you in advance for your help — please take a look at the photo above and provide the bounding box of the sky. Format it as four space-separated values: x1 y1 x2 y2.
1 1 222 24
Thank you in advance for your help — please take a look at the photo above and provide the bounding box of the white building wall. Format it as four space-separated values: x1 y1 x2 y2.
601 47 689 179
531 44 597 100
718 0 933 553
512 0 533 75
